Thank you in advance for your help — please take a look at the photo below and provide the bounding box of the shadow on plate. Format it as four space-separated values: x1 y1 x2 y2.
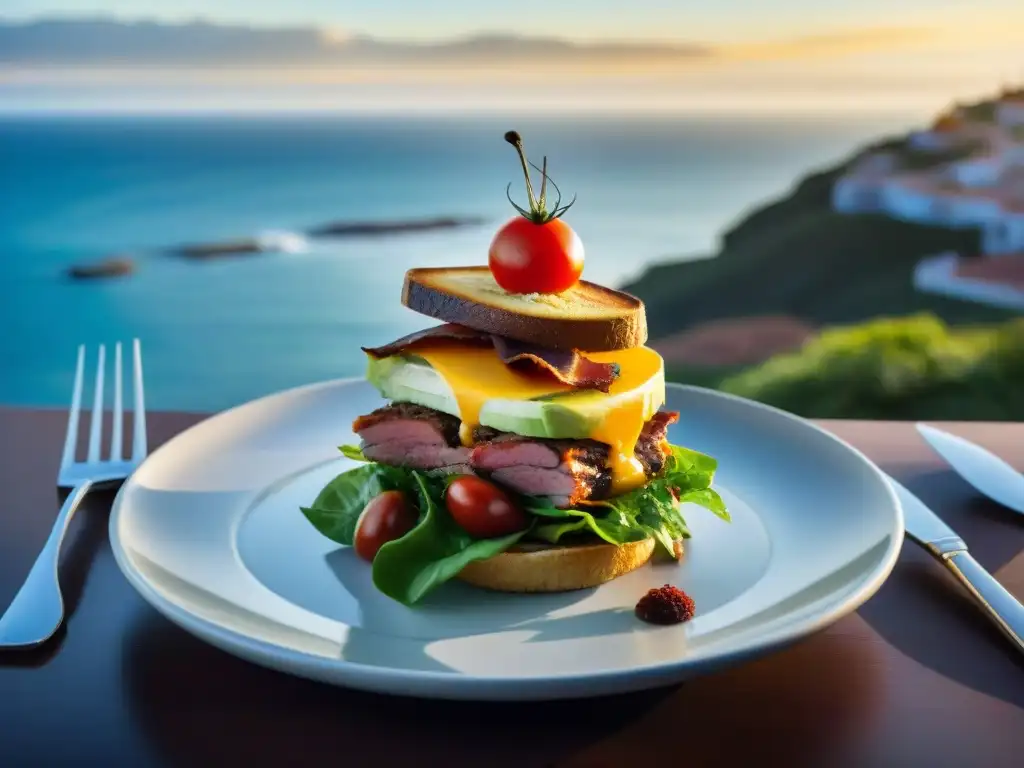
325 548 655 672
119 609 680 767
0 488 114 669
858 470 1024 707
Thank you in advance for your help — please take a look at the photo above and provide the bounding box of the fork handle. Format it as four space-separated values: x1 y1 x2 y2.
0 482 93 649
944 551 1024 654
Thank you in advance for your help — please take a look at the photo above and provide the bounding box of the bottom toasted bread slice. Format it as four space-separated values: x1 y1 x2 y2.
456 537 683 593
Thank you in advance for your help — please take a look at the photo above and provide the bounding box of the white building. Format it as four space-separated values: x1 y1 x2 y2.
832 176 884 213
830 153 898 214
982 211 1024 255
877 181 938 223
874 180 1001 229
947 156 1004 187
914 251 1024 310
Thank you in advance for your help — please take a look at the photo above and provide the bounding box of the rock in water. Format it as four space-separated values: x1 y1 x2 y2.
67 257 135 280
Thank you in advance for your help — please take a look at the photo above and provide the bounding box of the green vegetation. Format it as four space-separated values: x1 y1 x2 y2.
704 315 1024 420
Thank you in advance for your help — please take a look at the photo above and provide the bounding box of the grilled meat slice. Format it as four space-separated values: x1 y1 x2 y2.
352 403 470 470
470 411 678 507
353 402 679 507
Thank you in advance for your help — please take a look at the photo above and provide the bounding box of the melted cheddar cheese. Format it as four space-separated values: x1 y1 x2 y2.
583 348 663 495
405 344 665 496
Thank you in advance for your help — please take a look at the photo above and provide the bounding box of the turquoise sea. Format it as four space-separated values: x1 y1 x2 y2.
1 110 924 411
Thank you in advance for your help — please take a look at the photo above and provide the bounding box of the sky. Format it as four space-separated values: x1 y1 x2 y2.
2 1 1024 113
4 0 1024 43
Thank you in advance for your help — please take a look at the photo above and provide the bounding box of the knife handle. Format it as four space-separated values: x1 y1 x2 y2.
944 551 1024 654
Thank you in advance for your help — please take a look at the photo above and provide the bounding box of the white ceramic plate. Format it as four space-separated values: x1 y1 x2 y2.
109 380 903 701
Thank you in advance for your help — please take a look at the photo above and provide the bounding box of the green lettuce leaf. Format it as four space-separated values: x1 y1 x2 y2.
371 472 529 605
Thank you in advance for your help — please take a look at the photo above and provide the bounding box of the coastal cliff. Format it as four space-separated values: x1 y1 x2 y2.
624 97 1024 420
623 137 1013 341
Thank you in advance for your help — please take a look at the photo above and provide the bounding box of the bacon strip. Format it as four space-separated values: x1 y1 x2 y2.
362 323 619 392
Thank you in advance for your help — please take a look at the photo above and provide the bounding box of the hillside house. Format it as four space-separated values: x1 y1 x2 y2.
947 155 1004 187
879 176 1002 228
914 251 1024 310
830 153 898 213
982 212 1024 255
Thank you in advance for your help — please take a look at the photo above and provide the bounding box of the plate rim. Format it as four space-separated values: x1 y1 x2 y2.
108 378 905 698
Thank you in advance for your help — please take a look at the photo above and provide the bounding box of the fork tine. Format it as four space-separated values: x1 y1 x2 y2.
111 342 123 461
131 338 147 461
86 345 106 463
60 345 86 470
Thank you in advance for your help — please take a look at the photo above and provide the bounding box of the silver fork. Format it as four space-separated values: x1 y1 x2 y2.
0 340 148 649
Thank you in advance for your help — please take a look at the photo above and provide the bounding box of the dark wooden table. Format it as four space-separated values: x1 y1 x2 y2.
1 409 1022 767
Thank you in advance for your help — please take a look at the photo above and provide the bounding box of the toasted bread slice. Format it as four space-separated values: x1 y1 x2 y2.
455 537 682 593
402 267 647 352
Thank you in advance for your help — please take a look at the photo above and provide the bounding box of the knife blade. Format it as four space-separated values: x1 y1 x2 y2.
916 423 1024 515
888 476 1024 654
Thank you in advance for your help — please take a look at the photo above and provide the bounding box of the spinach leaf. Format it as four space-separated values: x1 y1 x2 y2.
300 463 392 545
527 442 728 559
300 439 729 605
526 503 649 546
371 473 529 605
678 487 730 521
339 444 368 461
299 461 429 545
533 518 589 543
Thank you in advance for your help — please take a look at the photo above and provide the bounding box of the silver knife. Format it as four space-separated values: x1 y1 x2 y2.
888 476 1024 654
916 423 1024 515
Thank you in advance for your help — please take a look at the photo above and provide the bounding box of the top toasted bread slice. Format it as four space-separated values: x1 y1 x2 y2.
401 267 647 352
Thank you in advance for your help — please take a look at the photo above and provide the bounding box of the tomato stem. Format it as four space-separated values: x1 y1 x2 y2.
503 131 575 224
504 131 537 211
538 156 548 210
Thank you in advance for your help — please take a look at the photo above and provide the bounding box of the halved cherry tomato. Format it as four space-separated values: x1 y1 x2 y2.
489 216 584 294
354 490 416 562
445 476 528 538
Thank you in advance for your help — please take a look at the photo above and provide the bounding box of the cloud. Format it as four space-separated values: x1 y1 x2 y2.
0 17 711 69
724 26 937 61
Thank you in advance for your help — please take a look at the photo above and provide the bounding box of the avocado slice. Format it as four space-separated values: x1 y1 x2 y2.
366 355 665 440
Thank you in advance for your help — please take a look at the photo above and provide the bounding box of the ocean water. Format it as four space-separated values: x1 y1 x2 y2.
1 111 921 411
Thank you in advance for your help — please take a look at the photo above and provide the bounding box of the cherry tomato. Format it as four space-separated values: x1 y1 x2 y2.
489 216 584 294
354 491 416 562
445 476 528 538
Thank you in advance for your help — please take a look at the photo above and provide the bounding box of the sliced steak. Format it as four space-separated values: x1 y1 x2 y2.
353 402 679 505
353 402 460 445
353 403 470 470
470 411 678 507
